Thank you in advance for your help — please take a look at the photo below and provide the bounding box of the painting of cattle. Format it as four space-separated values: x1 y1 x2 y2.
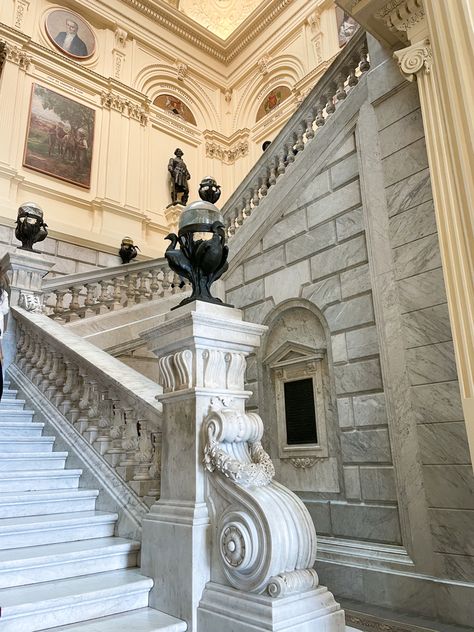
23 84 95 189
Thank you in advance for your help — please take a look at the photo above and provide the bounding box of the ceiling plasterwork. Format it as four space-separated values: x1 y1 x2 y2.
178 0 265 40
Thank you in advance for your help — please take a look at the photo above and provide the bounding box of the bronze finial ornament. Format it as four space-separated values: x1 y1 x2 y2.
15 202 48 251
168 147 190 206
164 178 232 309
119 236 140 264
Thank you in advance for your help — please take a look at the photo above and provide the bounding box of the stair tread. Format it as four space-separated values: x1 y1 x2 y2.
0 488 99 501
0 536 140 565
48 608 187 632
0 469 82 479
0 568 153 608
0 421 44 427
0 436 54 442
0 510 118 529
0 451 68 458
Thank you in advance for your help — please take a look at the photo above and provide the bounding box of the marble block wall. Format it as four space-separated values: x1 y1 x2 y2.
223 44 474 626
375 80 474 583
0 222 122 276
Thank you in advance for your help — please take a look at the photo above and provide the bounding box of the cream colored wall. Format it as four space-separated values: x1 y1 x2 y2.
0 0 341 258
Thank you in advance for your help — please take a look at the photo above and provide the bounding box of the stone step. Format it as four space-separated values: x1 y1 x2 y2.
0 452 68 471
0 568 153 631
0 488 99 518
0 398 26 409
1 388 18 399
0 537 140 588
0 421 45 437
0 469 82 492
0 409 35 422
49 608 187 632
0 436 55 452
0 510 118 550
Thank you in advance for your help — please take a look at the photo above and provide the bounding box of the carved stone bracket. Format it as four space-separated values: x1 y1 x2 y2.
376 0 425 35
101 90 149 125
175 61 188 81
257 54 271 76
114 27 128 49
206 140 249 164
393 38 432 82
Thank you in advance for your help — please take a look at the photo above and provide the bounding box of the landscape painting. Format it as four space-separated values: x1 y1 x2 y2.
23 84 95 189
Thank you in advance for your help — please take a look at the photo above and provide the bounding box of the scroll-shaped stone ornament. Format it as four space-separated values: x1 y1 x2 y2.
394 38 432 82
203 397 318 595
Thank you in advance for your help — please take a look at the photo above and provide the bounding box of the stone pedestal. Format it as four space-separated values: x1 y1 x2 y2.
0 249 54 371
165 203 184 234
140 301 345 632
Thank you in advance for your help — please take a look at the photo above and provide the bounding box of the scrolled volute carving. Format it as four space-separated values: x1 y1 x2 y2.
393 38 432 82
267 568 319 597
203 397 274 487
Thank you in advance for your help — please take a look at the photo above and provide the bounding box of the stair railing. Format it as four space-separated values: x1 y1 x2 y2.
221 29 369 238
12 305 162 503
42 257 186 323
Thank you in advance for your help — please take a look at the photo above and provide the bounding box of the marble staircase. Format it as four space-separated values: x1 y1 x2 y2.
0 381 186 632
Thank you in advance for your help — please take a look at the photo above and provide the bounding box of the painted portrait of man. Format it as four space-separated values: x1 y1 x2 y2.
45 9 96 60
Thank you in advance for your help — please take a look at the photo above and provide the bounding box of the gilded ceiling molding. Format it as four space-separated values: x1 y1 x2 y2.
393 38 431 82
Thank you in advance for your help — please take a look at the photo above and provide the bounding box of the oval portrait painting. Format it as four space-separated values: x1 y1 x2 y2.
45 9 96 60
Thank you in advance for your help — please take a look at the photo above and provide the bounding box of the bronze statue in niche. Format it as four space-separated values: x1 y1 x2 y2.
168 148 190 205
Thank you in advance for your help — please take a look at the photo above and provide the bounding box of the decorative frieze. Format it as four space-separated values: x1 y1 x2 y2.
393 38 432 82
2 42 32 70
206 140 249 164
100 90 149 124
14 0 30 31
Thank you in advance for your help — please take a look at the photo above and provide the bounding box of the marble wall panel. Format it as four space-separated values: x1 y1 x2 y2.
324 294 374 333
436 552 474 582
360 466 397 502
340 263 371 299
316 562 364 601
436 581 474 628
393 233 442 280
340 428 391 463
225 264 243 290
337 397 354 428
311 234 367 281
0 225 13 244
226 278 265 308
262 208 307 251
343 466 361 500
301 276 341 309
328 134 356 165
406 341 458 385
243 299 274 324
402 303 452 348
330 502 401 543
245 353 258 382
330 153 359 190
379 108 425 159
334 358 383 394
417 422 471 465
287 170 331 213
411 381 463 423
397 268 447 313
346 325 379 360
49 257 77 275
285 221 336 264
335 207 364 241
97 251 122 267
389 201 437 248
243 246 285 281
375 82 420 130
352 393 387 427
430 508 474 556
423 465 474 510
385 167 432 218
332 333 348 363
264 260 310 304
57 241 98 264
381 138 429 188
307 179 361 228
304 500 332 535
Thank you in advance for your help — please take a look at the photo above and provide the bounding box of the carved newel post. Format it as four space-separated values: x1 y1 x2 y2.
141 307 345 631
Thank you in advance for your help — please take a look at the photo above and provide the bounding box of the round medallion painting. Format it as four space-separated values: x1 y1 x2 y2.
45 9 96 60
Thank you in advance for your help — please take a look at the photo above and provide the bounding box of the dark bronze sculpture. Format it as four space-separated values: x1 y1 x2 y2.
198 176 221 204
119 237 139 264
165 178 230 308
15 202 48 251
168 148 190 205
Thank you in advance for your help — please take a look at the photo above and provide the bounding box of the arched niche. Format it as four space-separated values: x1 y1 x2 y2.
153 94 197 125
257 299 341 494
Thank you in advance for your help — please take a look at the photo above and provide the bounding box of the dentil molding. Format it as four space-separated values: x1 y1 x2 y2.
376 0 425 35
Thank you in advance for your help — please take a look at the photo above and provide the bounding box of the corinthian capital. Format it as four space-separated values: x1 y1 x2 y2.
393 38 432 82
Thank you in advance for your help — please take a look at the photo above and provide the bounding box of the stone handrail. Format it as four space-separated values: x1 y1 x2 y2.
42 257 186 322
221 29 369 237
12 305 162 502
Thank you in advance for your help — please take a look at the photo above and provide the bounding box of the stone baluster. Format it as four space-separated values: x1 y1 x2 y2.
150 269 161 298
315 95 326 127
83 283 96 317
286 140 295 164
60 360 76 416
161 269 171 296
336 68 348 101
243 197 252 219
52 289 67 321
112 276 123 308
348 55 359 87
40 347 54 392
235 202 245 227
105 397 126 467
305 113 315 140
45 351 60 401
94 387 113 455
68 285 82 319
97 280 111 313
326 82 337 115
147 430 162 499
139 271 151 302
124 273 137 306
260 170 269 197
119 407 139 480
83 379 100 444
26 337 40 376
29 341 45 383
67 366 83 424
132 416 155 494
53 356 67 408
251 185 260 208
268 159 278 187
295 125 305 152
358 41 370 72
76 372 92 434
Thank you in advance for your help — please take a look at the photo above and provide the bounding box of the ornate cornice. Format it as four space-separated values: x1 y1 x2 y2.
206 140 249 164
3 41 32 70
376 0 425 34
393 38 431 82
101 90 150 124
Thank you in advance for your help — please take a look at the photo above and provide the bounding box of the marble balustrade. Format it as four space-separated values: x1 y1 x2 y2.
42 258 186 323
221 30 370 239
12 306 162 502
